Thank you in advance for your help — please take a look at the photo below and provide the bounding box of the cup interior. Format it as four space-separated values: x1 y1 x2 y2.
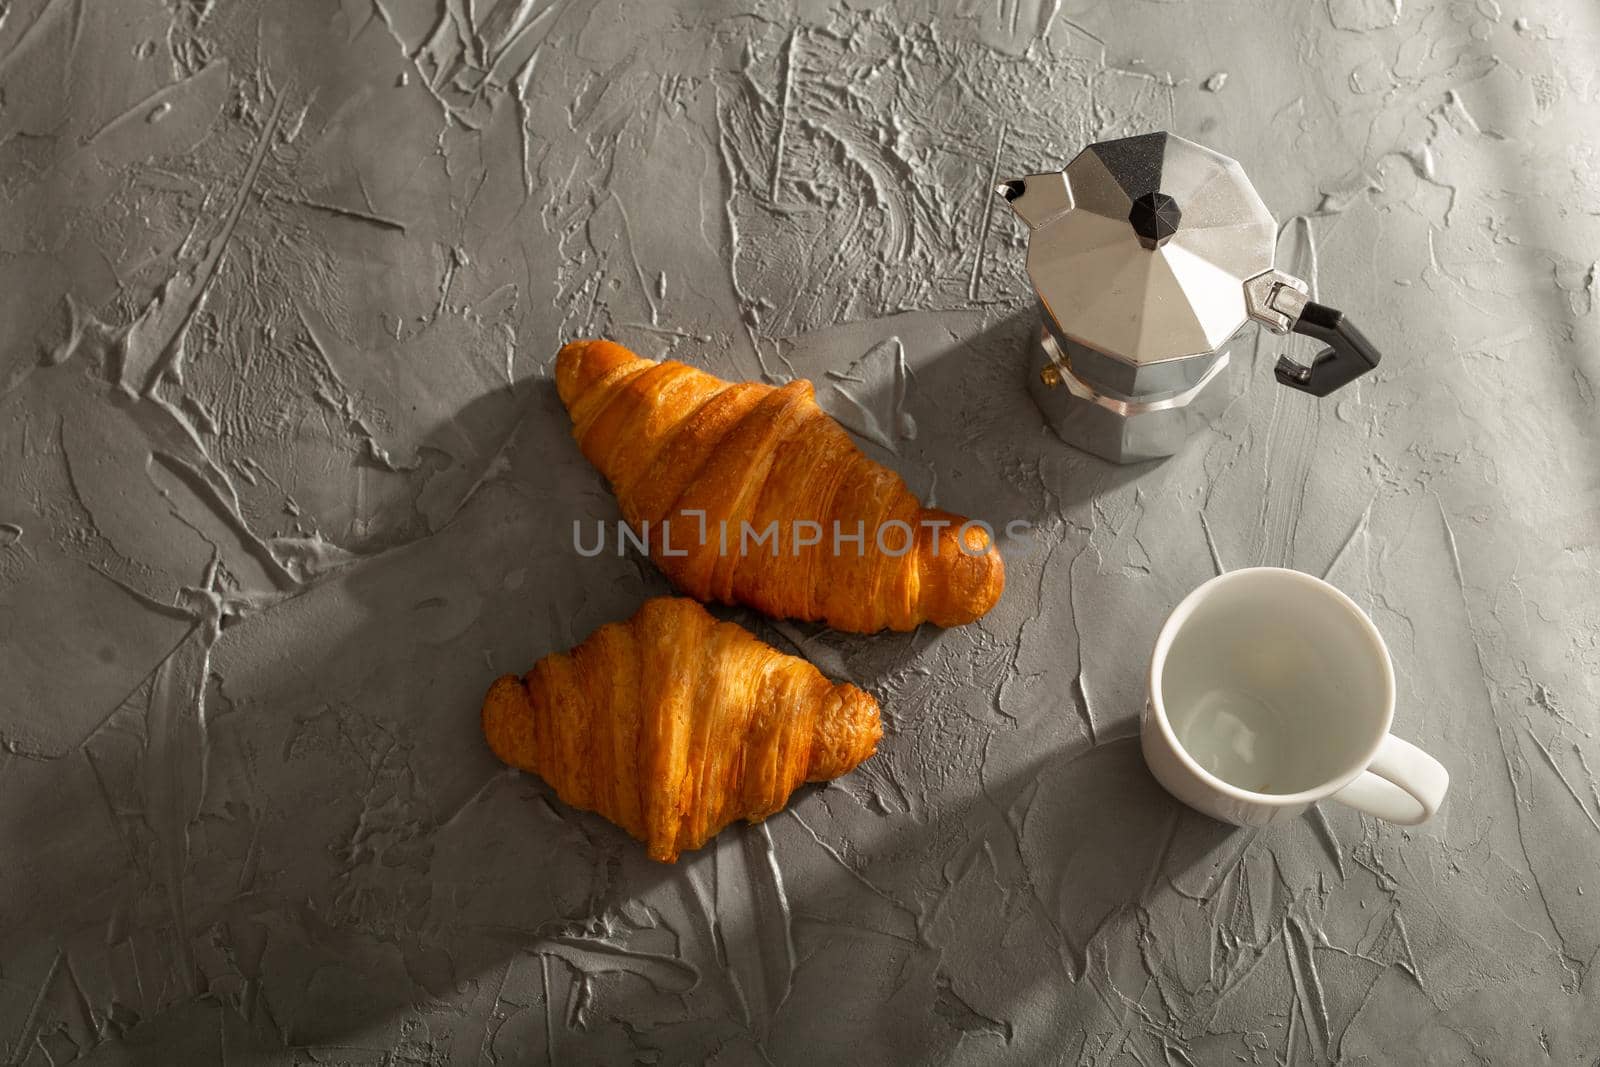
1155 569 1391 797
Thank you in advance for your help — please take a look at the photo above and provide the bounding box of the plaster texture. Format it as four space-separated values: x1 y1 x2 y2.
2 0 1598 1063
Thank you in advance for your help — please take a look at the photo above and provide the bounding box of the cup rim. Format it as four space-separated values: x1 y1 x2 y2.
1147 566 1396 807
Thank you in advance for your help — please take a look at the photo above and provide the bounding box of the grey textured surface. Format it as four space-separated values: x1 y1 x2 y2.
1 0 1597 1063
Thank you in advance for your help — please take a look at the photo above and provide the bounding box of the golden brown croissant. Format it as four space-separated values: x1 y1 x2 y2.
556 339 1005 632
482 596 882 862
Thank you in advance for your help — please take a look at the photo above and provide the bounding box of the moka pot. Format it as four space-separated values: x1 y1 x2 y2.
997 131 1382 463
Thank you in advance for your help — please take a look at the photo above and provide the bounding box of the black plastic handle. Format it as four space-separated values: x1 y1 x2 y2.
1274 301 1382 397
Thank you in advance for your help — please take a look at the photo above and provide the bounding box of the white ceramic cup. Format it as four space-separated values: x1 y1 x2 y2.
1142 567 1448 827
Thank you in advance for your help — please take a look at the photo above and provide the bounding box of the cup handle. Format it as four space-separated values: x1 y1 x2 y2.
1328 734 1449 825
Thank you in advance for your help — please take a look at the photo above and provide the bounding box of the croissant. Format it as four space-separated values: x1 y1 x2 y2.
556 339 1005 633
482 596 882 862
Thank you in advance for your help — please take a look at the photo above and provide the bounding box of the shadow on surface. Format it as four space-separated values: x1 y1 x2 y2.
0 308 1230 1063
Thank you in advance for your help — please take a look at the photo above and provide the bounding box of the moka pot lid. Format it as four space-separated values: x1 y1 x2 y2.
998 132 1279 367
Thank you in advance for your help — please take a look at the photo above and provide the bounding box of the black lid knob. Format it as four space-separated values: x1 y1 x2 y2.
1129 191 1182 249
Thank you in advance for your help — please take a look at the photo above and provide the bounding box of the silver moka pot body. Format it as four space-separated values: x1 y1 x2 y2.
998 132 1382 464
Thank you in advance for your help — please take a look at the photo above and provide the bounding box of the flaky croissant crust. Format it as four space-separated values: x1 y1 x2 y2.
482 596 882 862
556 339 1005 633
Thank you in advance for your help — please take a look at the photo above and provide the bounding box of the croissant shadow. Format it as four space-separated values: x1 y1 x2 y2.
261 320 1213 1057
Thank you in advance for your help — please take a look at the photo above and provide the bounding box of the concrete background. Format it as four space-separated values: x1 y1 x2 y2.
2 0 1598 1062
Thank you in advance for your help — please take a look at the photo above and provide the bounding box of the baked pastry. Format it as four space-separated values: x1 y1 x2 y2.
555 339 1005 632
482 596 882 862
